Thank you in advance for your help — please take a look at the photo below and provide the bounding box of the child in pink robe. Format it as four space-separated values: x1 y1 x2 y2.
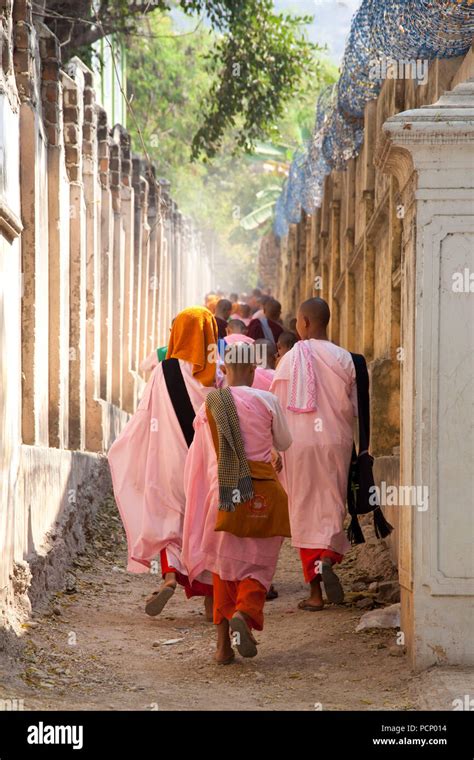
108 306 218 618
221 333 275 392
183 346 292 663
271 297 357 611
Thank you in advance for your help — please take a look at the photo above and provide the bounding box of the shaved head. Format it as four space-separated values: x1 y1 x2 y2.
223 341 256 387
215 298 232 320
300 298 330 327
226 318 246 335
264 298 282 322
297 298 330 340
224 341 254 367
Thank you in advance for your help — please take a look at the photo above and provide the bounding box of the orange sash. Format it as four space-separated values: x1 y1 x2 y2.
207 407 291 539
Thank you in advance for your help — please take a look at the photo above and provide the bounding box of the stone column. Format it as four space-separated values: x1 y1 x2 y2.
69 58 103 452
131 157 142 377
39 24 68 449
158 180 171 342
109 139 122 408
114 126 134 414
147 169 160 357
378 78 474 669
175 210 183 313
14 1 50 446
139 174 150 368
62 68 86 451
97 106 112 403
170 201 178 318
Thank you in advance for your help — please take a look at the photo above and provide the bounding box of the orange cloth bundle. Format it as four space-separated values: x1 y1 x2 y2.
166 306 218 387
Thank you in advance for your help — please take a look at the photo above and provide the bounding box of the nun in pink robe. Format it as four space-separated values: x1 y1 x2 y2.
270 339 357 582
182 385 292 628
108 306 218 606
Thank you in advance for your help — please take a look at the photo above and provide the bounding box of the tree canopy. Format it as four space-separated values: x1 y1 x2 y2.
43 0 317 159
124 13 337 291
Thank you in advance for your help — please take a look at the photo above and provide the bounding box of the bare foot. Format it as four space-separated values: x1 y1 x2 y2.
204 595 213 623
297 578 324 611
215 619 235 665
161 573 177 588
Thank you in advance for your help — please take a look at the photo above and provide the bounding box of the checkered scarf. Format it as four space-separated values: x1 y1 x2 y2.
206 388 254 511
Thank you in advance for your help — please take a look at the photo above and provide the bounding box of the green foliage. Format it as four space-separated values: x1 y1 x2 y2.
46 0 317 160
190 1 317 159
125 13 336 292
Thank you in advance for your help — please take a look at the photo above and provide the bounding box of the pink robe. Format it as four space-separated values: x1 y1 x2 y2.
182 387 292 590
252 367 275 391
139 350 158 373
271 340 357 555
108 360 214 575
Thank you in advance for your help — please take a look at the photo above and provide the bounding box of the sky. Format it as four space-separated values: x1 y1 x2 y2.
172 1 363 65
274 0 362 63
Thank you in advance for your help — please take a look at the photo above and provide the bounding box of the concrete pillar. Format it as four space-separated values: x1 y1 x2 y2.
109 140 122 407
97 107 112 404
114 126 134 414
170 201 177 318
131 158 143 378
147 170 160 356
176 211 183 313
14 3 50 447
139 176 150 368
158 180 171 341
39 25 69 450
379 78 474 669
69 58 103 453
154 178 166 346
63 69 86 451
329 199 341 342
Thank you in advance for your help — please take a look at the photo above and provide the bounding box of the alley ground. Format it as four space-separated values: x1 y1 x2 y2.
0 495 470 712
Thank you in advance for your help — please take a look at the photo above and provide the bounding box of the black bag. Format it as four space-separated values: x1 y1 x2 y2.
162 358 196 447
346 353 393 545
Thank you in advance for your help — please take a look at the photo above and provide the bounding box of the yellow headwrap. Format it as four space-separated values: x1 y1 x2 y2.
166 306 218 387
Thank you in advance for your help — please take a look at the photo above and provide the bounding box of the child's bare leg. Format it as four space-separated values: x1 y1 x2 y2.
215 619 234 664
162 572 177 589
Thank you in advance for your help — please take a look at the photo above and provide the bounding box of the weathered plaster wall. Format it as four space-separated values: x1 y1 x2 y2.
0 1 211 632
267 47 474 668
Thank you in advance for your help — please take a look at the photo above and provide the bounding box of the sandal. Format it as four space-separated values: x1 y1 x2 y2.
215 651 236 666
229 613 258 658
145 584 176 616
321 559 344 604
266 584 279 601
298 599 324 612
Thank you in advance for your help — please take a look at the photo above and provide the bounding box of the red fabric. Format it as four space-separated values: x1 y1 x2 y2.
246 318 284 343
299 548 343 584
215 317 228 340
160 549 212 599
212 574 267 631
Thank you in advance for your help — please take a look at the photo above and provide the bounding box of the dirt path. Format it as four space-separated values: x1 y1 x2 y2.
0 497 418 711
